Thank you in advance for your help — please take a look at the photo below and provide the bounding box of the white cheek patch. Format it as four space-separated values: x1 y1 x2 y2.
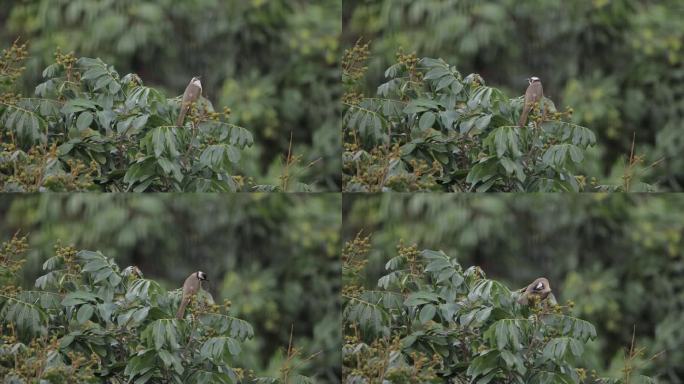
535 282 544 290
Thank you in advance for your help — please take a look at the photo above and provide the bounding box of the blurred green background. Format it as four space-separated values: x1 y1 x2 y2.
343 0 684 190
0 193 341 382
0 0 341 190
343 193 683 381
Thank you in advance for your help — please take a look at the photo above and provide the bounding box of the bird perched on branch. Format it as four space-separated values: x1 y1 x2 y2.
176 271 208 319
517 277 552 305
519 76 545 127
177 76 202 127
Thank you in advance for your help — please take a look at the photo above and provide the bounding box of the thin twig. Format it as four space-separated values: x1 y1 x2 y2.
280 131 294 191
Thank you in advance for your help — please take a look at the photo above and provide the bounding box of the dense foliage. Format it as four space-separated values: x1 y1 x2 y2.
0 194 341 382
343 194 680 381
342 235 655 383
1 45 262 192
343 0 681 190
1 0 341 190
342 44 619 192
0 235 315 383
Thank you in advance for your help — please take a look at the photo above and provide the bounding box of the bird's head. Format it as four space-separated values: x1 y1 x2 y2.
530 277 550 293
196 271 208 281
528 76 541 84
191 76 202 88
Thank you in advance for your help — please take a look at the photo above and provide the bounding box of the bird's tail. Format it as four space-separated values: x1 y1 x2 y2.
176 105 188 127
176 297 188 319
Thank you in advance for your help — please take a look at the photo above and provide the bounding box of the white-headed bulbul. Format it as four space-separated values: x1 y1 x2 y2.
517 277 552 305
177 76 202 127
176 271 208 319
519 76 544 127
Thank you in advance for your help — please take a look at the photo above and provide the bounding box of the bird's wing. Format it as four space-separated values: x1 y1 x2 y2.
186 86 201 104
177 85 202 126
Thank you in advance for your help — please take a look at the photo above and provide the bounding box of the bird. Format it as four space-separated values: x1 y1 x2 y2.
176 271 208 319
519 76 544 127
517 277 552 305
177 76 202 127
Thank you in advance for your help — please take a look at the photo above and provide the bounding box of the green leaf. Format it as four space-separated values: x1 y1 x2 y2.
82 66 108 81
466 350 500 379
124 349 157 379
0 104 46 144
132 115 149 133
404 291 439 306
475 114 492 131
143 319 183 351
123 157 157 187
419 111 436 131
61 98 97 115
158 349 184 375
157 157 183 182
144 126 181 158
0 294 48 337
403 98 440 114
542 144 582 169
61 291 98 307
542 337 584 363
542 314 597 342
466 157 498 188
469 279 512 306
196 313 254 342
342 294 389 336
200 336 242 364
42 63 59 78
435 75 455 91
529 371 575 384
484 319 530 351
76 304 94 324
199 144 241 171
126 279 162 302
500 349 526 375
500 157 516 175
423 67 451 80
419 304 437 323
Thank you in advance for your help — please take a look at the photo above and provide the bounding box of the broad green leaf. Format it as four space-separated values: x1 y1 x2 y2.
418 111 436 131
419 304 437 323
404 291 439 306
76 304 94 324
61 291 98 307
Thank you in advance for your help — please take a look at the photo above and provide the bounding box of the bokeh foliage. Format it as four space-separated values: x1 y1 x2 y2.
343 0 683 190
343 194 683 381
1 0 341 190
0 193 341 382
